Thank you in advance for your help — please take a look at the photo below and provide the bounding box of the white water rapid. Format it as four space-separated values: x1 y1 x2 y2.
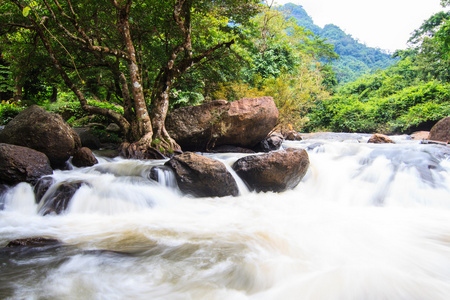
1 133 450 300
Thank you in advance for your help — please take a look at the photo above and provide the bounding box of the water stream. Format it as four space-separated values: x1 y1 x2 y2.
1 134 450 299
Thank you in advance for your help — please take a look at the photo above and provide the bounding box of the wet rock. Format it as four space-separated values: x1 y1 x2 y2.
0 105 81 169
39 181 87 215
368 134 395 144
33 176 55 204
165 152 239 197
428 117 450 143
284 130 303 141
166 97 279 151
0 143 53 186
232 148 310 193
72 147 98 168
149 166 178 188
5 237 61 248
1 237 63 257
253 132 284 152
0 184 8 209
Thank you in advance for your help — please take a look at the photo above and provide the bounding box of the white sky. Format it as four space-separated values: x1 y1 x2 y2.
273 0 446 52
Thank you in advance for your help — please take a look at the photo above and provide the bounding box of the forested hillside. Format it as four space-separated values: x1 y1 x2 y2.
305 8 450 134
281 3 398 83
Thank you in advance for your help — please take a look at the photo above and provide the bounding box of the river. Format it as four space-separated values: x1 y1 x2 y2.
1 133 450 299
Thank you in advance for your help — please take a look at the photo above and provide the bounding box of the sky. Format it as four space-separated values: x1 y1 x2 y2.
273 0 446 52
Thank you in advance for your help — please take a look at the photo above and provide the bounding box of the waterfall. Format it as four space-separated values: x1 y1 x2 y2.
1 136 450 300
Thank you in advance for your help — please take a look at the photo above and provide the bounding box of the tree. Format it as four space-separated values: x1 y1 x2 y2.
213 2 336 131
0 0 260 157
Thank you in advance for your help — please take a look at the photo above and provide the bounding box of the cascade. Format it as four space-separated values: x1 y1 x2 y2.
1 135 450 299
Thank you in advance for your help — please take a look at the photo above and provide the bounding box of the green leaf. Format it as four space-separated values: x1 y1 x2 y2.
22 7 30 17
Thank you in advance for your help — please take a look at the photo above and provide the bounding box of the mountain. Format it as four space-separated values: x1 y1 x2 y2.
281 3 398 84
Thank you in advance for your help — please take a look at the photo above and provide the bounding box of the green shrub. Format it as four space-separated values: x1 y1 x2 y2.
45 93 124 126
0 101 24 125
306 80 450 134
90 128 123 144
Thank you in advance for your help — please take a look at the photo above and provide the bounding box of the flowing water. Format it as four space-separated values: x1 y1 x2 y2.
1 134 450 300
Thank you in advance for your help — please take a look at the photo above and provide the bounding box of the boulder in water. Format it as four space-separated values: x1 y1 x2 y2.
165 152 239 197
232 148 310 193
0 105 82 168
284 130 303 141
166 97 278 151
428 117 450 143
253 132 284 152
0 143 53 186
34 176 55 204
39 180 87 215
72 147 98 168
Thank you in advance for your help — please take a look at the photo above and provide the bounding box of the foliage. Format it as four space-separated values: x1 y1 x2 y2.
0 100 24 125
90 128 123 144
210 2 334 131
0 0 262 150
306 77 450 134
304 6 450 134
169 90 204 110
45 93 123 126
0 65 14 99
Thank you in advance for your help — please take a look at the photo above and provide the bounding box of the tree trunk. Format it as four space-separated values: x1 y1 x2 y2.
118 14 153 143
50 86 57 102
13 76 22 102
150 69 178 146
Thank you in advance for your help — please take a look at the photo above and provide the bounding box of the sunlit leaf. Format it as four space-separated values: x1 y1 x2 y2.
22 7 30 17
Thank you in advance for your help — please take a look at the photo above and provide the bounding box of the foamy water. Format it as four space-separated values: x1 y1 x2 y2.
1 137 450 299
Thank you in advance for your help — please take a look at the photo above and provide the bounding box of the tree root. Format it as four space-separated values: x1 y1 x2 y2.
119 142 167 159
119 130 182 160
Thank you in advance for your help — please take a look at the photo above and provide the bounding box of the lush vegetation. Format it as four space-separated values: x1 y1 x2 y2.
0 0 337 135
0 0 449 142
306 7 450 134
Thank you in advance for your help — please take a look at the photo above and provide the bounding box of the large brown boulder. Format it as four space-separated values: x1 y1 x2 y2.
232 148 310 193
72 147 98 168
165 152 239 197
166 97 279 151
428 117 450 143
0 105 81 168
0 143 53 185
